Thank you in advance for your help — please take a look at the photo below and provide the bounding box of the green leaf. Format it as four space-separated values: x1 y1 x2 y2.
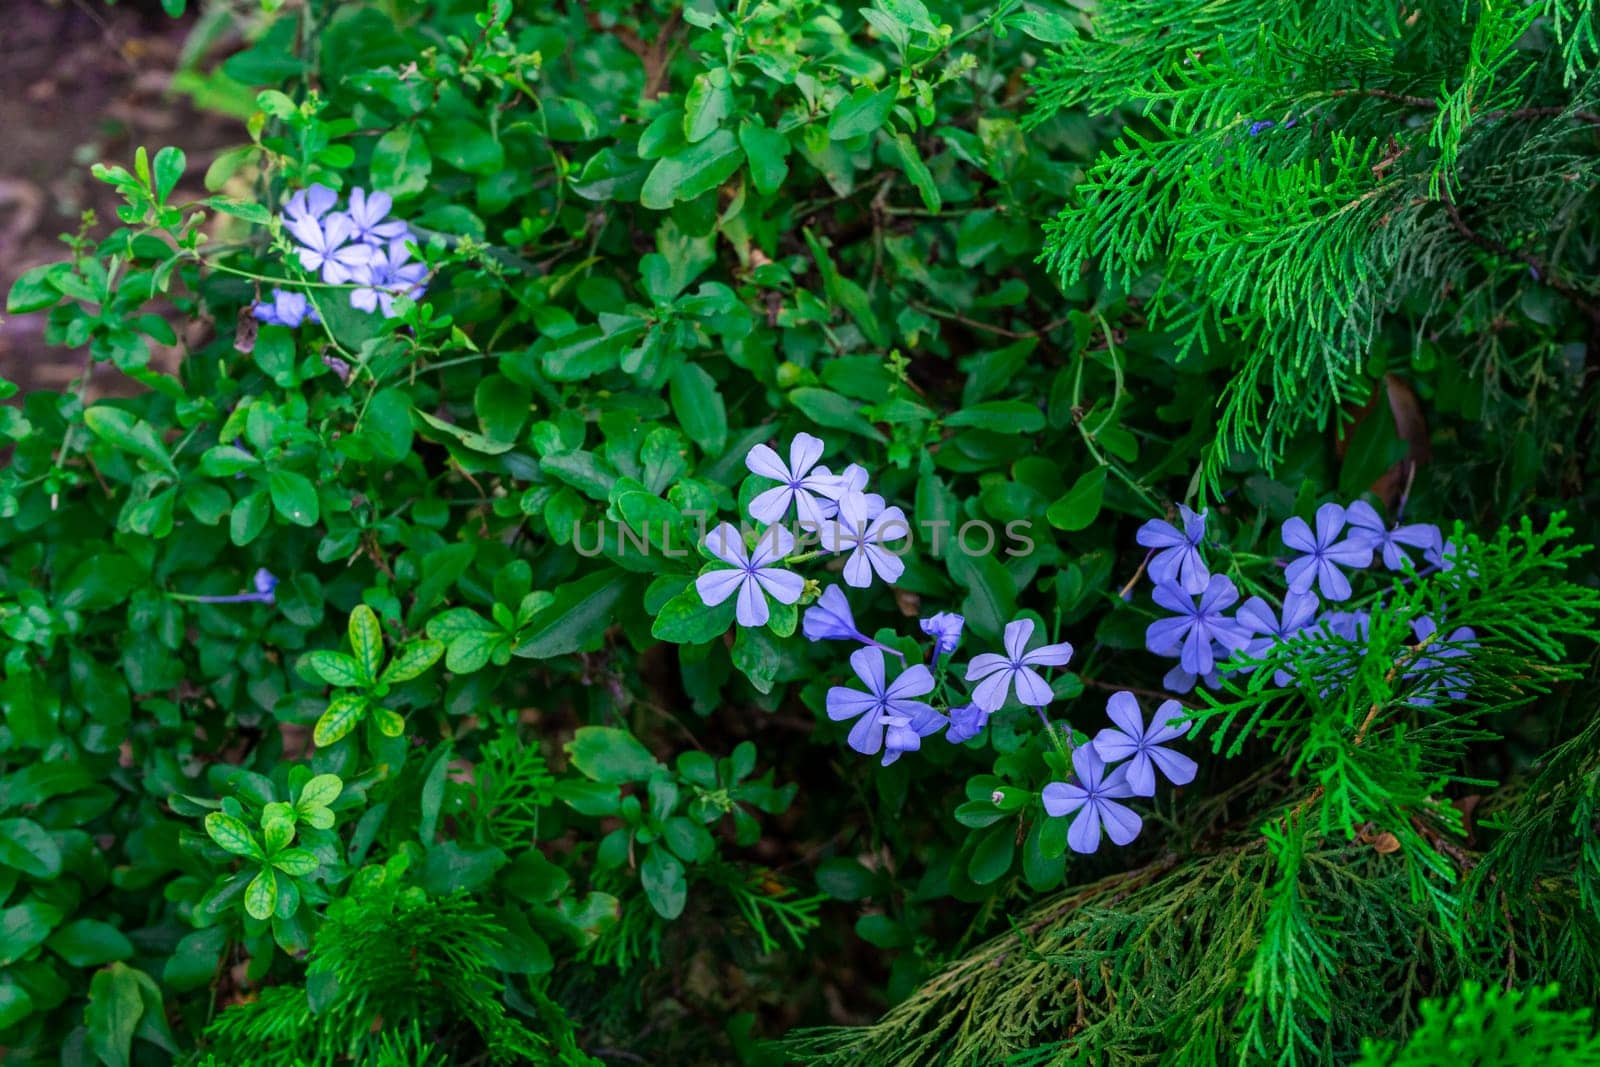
84 407 176 473
296 773 343 811
816 857 877 901
270 849 318 877
669 363 727 454
381 639 444 684
370 126 433 199
163 928 227 992
313 692 369 747
268 469 320 527
641 845 687 919
7 264 64 314
566 726 663 784
153 146 185 204
652 586 735 644
788 387 887 442
244 868 278 921
46 919 134 967
373 707 407 736
683 68 734 143
0 819 62 879
431 119 504 175
739 122 790 195
892 132 941 212
300 650 366 689
512 569 632 658
414 408 517 455
348 605 385 681
203 813 263 860
945 400 1045 434
85 963 146 1067
829 87 896 140
0 981 34 1030
420 841 507 895
968 823 1016 885
640 128 744 210
1047 468 1107 532
0 899 63 966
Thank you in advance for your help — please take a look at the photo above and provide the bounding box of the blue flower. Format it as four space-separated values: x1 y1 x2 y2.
190 568 278 605
1145 575 1251 677
820 491 910 588
1405 617 1476 706
351 239 428 319
1282 503 1373 601
283 184 337 225
965 618 1074 712
745 433 843 528
1091 692 1197 796
826 647 937 756
880 704 949 766
1248 120 1276 136
252 289 319 328
340 187 410 245
1041 744 1141 854
1162 661 1220 694
802 585 902 657
1237 590 1319 685
920 612 965 661
945 703 988 744
694 522 803 628
1136 504 1210 594
1345 501 1442 571
285 209 371 285
1310 610 1370 642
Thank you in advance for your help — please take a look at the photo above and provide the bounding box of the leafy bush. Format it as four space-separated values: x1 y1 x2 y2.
1 0 1597 1064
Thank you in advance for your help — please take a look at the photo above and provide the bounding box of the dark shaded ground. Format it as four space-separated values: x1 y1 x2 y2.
0 0 236 394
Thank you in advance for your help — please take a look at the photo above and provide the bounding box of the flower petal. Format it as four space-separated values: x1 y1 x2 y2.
1097 799 1143 845
1003 618 1035 661
695 567 745 607
1012 666 1054 707
1022 640 1074 668
1313 502 1347 546
827 687 881 721
1066 807 1103 854
885 664 935 700
748 485 793 524
1041 781 1084 818
754 566 804 604
750 524 797 567
862 544 905 585
1121 752 1157 796
842 547 875 588
846 708 885 755
1281 516 1316 553
1070 744 1105 790
1135 519 1185 549
788 432 825 478
1145 617 1191 657
1092 728 1140 762
704 522 749 567
1147 745 1198 786
1104 691 1145 738
849 646 887 696
745 443 790 482
735 577 768 627
969 669 1014 713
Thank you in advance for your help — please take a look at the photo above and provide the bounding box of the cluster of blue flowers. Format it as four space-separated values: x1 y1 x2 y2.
254 184 426 328
693 435 1199 854
1137 501 1475 701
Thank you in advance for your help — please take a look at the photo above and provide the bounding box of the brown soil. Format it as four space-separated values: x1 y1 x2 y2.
0 0 236 395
